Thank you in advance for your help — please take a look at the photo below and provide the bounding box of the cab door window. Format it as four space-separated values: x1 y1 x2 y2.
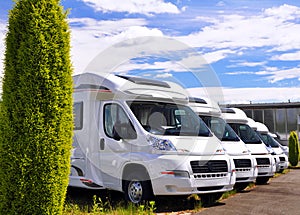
104 104 137 140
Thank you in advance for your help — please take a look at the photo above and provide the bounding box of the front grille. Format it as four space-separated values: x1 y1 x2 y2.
190 160 228 173
256 158 270 165
279 156 286 162
234 159 251 168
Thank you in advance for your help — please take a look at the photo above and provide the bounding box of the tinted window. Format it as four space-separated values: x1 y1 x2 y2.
229 123 262 144
201 116 240 141
104 103 136 139
129 101 211 137
74 102 83 130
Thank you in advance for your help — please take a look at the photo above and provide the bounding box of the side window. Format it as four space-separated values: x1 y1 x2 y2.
74 102 83 130
104 104 137 140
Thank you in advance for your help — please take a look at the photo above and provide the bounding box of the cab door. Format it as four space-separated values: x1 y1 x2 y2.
98 101 137 190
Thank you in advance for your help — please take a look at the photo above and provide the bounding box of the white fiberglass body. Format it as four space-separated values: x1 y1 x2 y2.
254 122 288 173
222 108 276 184
189 98 257 186
69 73 236 203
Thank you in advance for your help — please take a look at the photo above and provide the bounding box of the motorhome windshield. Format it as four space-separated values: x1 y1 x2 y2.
228 123 262 144
201 116 240 142
128 101 212 137
256 132 279 148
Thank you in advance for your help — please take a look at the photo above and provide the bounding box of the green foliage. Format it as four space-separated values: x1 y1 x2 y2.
0 0 73 214
63 197 156 215
288 131 300 166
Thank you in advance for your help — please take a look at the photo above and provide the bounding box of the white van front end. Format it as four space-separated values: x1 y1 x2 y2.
222 108 276 184
189 98 257 189
149 153 235 196
70 73 236 203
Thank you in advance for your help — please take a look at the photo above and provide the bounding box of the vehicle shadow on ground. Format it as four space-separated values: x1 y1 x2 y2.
65 187 209 213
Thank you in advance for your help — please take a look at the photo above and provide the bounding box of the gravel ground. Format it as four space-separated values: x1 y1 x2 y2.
195 168 300 215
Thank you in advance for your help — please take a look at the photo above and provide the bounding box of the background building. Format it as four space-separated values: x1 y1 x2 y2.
227 102 300 146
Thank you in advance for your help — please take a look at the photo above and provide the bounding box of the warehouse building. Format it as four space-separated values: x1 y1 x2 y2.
227 102 300 146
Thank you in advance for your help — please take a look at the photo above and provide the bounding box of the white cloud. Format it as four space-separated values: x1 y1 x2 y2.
69 18 164 74
225 71 255 75
187 87 300 104
256 67 300 83
155 73 173 78
271 50 300 61
177 4 300 52
203 49 236 64
81 0 180 15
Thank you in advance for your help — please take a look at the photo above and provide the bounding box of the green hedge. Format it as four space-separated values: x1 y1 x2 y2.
288 131 300 167
0 0 73 214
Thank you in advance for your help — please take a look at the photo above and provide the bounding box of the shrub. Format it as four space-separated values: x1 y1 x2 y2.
0 0 73 214
288 131 300 166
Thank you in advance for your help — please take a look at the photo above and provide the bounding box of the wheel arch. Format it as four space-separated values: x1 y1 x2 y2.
121 163 152 192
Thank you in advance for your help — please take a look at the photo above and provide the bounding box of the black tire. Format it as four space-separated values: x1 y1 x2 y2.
234 182 249 192
278 169 284 173
123 172 153 204
256 176 270 185
199 192 224 207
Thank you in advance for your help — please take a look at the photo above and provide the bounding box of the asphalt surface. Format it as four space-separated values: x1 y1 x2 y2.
196 168 300 215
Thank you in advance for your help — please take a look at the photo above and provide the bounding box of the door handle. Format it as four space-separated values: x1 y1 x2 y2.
100 138 105 150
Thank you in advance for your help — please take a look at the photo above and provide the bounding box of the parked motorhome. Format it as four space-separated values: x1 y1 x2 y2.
69 73 236 203
253 121 288 173
189 98 257 191
222 108 276 184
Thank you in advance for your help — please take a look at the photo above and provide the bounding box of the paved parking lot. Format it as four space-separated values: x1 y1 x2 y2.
197 168 300 215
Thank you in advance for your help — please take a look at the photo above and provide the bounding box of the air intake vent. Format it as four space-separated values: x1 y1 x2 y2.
190 160 228 173
256 158 270 165
234 159 251 168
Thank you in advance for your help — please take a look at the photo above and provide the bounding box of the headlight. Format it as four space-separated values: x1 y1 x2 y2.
147 135 176 151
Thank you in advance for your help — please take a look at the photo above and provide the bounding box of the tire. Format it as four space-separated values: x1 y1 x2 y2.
256 176 270 185
234 182 249 192
123 172 153 204
199 192 224 207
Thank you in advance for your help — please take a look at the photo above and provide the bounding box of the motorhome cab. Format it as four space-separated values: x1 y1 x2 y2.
253 121 288 173
222 108 276 185
69 73 236 203
189 98 257 191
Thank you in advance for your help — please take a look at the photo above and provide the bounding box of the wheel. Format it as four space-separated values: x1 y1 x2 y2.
123 172 153 204
199 192 224 207
234 182 249 192
256 176 270 185
278 169 284 173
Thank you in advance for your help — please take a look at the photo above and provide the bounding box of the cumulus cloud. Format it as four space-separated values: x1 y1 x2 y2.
81 0 180 15
69 18 164 74
271 50 300 61
256 66 300 83
177 4 300 52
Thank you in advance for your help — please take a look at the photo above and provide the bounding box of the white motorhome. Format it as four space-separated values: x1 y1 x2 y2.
253 121 288 173
189 98 257 191
69 73 236 203
222 108 276 184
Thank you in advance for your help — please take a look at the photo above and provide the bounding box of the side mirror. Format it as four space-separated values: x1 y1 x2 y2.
113 123 137 140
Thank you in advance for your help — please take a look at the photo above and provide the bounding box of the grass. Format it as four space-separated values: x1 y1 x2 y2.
64 196 156 215
64 169 290 214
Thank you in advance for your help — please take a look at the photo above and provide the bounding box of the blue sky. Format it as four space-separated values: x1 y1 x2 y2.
1 0 300 103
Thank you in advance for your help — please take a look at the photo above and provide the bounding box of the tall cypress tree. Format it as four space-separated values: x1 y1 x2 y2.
288 131 300 167
0 0 73 214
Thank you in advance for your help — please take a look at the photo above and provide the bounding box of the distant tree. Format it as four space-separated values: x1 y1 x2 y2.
0 0 73 214
288 131 300 167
